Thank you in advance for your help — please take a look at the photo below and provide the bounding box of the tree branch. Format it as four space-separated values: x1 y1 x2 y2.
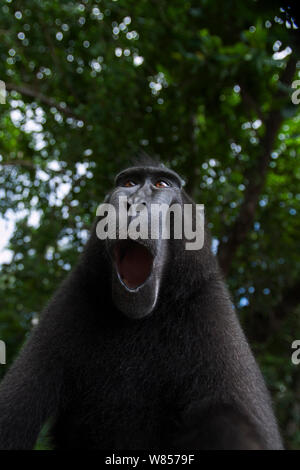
0 160 35 169
184 112 199 197
271 280 300 328
218 57 297 275
5 83 78 119
249 279 300 343
240 87 264 122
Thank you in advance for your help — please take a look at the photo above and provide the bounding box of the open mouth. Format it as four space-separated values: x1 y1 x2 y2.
114 240 153 290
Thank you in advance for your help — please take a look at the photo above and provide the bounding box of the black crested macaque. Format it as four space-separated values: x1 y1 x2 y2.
0 160 283 449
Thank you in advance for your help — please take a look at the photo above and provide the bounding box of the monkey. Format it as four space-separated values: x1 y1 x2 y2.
0 160 283 449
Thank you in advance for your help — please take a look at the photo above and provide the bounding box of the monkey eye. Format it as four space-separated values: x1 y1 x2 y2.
123 180 136 188
155 180 170 188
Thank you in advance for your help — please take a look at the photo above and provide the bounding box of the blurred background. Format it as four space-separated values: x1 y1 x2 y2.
0 0 299 449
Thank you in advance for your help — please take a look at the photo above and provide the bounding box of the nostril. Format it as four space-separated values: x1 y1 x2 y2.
136 202 147 211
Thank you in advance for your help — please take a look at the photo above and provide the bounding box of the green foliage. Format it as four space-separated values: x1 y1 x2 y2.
0 0 299 449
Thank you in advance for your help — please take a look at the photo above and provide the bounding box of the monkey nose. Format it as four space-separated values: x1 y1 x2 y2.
128 199 148 211
135 202 147 211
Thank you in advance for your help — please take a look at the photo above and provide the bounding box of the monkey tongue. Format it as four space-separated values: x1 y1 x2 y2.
117 241 153 289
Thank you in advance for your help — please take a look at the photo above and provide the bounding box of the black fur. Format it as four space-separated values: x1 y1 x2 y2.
0 162 283 449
